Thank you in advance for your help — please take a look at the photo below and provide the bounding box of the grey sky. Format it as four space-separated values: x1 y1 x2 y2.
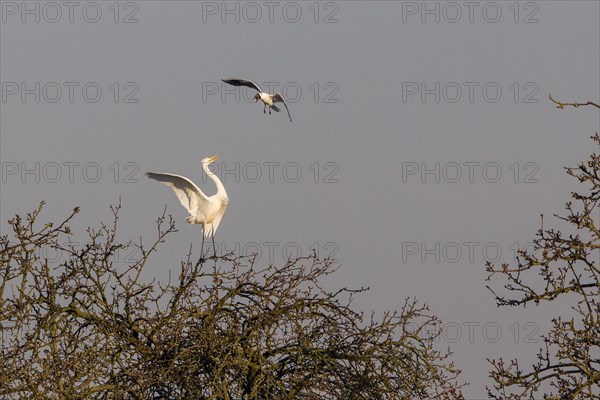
1 1 599 397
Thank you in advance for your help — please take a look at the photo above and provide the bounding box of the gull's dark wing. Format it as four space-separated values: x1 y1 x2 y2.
221 78 262 93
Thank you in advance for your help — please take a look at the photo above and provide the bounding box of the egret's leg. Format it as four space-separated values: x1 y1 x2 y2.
212 235 217 258
200 231 205 258
263 104 266 114
269 106 272 115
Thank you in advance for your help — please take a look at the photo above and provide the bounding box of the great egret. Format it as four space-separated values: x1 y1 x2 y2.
222 78 292 122
145 155 229 257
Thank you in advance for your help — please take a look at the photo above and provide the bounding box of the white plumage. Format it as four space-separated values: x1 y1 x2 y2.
146 154 229 256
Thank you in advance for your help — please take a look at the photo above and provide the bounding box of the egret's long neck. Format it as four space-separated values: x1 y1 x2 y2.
203 163 228 199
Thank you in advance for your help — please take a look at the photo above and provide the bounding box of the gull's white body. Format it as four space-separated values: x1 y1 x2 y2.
145 155 229 254
260 92 275 106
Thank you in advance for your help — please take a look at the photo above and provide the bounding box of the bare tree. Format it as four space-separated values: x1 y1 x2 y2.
486 132 600 399
1 202 464 399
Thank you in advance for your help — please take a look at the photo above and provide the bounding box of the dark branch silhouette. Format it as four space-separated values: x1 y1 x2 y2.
485 134 600 399
549 94 600 109
1 201 464 399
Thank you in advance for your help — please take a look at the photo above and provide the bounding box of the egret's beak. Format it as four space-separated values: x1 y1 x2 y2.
208 155 219 163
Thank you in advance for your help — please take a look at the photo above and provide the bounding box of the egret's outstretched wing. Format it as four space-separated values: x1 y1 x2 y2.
222 78 262 93
203 201 227 237
145 172 210 215
272 93 292 122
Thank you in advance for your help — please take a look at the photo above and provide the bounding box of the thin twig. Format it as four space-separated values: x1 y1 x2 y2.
549 94 600 109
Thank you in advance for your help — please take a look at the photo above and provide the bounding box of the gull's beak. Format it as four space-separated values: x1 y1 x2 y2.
208 155 219 163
